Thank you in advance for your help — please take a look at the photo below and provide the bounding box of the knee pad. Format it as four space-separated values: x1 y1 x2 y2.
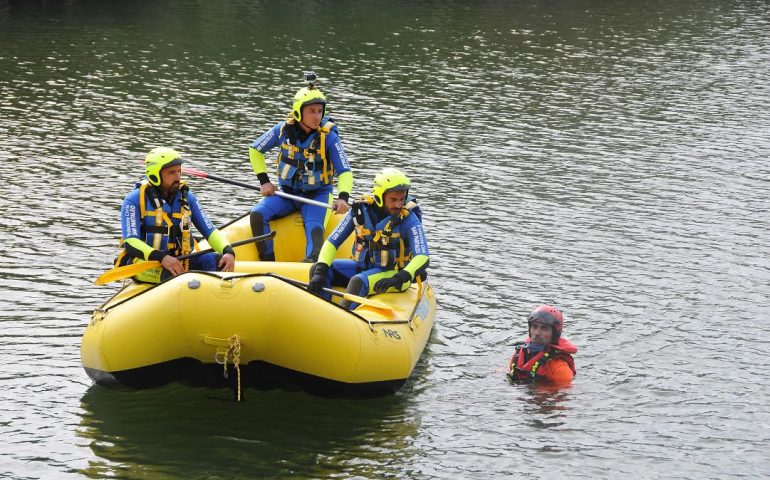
339 276 367 310
249 211 265 236
249 211 274 260
305 227 325 262
346 275 367 297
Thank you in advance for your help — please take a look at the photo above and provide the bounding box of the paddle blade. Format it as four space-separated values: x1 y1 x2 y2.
94 260 162 285
341 292 403 312
182 167 208 179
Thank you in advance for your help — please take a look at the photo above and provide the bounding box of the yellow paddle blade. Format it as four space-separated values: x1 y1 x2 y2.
94 260 162 285
341 292 403 312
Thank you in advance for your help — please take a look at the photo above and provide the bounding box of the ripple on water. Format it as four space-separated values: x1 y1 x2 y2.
1 1 769 478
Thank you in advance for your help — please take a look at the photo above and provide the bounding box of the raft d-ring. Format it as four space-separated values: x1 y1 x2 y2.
213 350 227 364
220 277 235 289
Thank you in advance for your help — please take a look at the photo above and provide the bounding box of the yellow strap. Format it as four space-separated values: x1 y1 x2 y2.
152 206 163 250
319 120 336 184
280 163 292 180
397 239 408 268
319 130 328 183
180 206 191 270
158 211 173 227
416 275 424 299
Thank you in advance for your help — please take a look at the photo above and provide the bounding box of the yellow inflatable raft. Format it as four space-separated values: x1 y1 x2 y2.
82 212 437 397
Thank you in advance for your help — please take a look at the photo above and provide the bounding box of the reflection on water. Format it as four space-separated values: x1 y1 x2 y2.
1 0 770 478
521 384 573 428
77 384 419 478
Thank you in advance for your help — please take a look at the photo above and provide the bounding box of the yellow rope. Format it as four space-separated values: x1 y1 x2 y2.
222 335 242 402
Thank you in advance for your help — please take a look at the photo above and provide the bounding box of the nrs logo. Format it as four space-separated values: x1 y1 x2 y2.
382 329 401 340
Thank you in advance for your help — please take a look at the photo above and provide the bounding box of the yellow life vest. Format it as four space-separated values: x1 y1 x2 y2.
115 181 194 271
351 195 419 270
276 116 337 189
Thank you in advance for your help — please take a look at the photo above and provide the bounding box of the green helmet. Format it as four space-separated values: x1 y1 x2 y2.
372 168 411 207
291 87 327 122
145 147 184 186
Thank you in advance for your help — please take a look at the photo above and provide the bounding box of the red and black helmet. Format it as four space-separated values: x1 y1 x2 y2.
528 305 564 343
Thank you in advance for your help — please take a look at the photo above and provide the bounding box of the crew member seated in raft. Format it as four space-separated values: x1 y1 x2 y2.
248 71 353 262
507 305 577 384
115 147 235 283
307 168 429 309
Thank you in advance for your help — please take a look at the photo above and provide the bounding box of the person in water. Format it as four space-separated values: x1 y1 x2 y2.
116 147 235 283
307 168 429 309
247 72 352 262
507 305 577 384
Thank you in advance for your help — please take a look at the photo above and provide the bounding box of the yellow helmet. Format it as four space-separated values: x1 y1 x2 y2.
291 87 327 122
145 147 184 186
372 168 411 207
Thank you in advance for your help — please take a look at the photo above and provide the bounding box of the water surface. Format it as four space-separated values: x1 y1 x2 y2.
1 1 769 478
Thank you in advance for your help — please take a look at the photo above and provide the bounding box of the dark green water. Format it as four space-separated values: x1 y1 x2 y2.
1 0 769 478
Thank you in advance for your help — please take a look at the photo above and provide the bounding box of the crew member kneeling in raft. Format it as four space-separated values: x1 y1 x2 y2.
307 168 429 309
115 147 235 283
507 305 577 384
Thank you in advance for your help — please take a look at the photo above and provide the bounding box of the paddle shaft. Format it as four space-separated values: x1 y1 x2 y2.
272 274 398 311
183 167 333 209
178 231 276 260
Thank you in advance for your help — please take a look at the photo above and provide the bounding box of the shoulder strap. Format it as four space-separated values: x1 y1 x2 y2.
319 119 336 134
282 116 298 145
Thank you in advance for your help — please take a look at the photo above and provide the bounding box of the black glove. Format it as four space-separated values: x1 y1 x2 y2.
374 270 411 293
308 263 329 295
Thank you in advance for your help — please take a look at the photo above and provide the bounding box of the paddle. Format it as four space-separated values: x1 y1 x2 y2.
94 231 277 285
183 167 333 209
271 274 402 312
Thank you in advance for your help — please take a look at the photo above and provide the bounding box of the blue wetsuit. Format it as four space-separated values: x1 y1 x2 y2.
314 198 430 309
249 117 352 261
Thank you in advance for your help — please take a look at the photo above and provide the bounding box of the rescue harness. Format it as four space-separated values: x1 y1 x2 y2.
276 117 337 189
351 195 420 270
115 181 194 270
507 342 576 383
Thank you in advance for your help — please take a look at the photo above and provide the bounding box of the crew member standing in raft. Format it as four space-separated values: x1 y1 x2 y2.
116 147 235 283
307 168 429 309
507 305 577 384
248 71 353 262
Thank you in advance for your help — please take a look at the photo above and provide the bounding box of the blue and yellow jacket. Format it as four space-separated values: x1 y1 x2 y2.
318 195 430 280
118 181 229 265
249 116 352 198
